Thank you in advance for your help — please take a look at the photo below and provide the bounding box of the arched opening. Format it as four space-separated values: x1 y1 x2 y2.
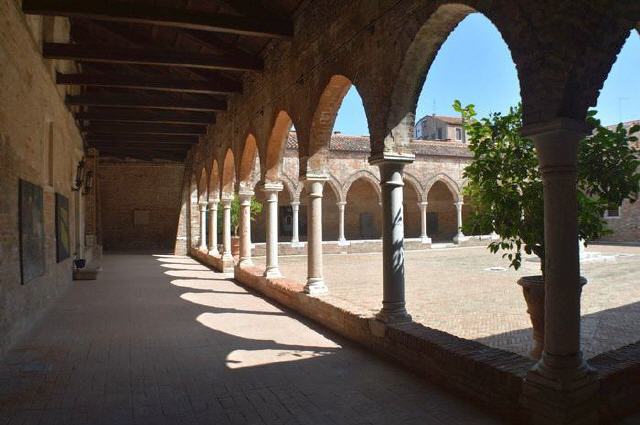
593 30 640 243
239 134 260 190
345 178 381 240
414 13 520 141
426 181 457 242
308 75 370 173
198 168 208 204
209 160 220 201
403 179 422 238
265 111 294 182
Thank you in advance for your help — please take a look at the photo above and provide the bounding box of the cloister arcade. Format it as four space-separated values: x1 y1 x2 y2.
4 0 640 424
177 2 640 421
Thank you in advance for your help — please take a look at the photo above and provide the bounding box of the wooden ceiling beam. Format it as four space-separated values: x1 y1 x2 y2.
76 110 215 125
57 73 241 95
86 134 199 144
81 122 207 136
23 0 293 39
44 43 263 72
97 149 186 161
66 93 226 112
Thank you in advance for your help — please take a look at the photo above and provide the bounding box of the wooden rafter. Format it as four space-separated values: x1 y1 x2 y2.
44 43 263 72
66 93 226 112
81 122 207 136
23 0 293 39
57 73 241 95
75 110 215 125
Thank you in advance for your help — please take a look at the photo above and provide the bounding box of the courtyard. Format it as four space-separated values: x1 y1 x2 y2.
253 244 640 359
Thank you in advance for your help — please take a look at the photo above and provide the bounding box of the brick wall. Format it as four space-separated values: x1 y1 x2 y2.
98 160 185 252
0 0 84 355
600 199 640 244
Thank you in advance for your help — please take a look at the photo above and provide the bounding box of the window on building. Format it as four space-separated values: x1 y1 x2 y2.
455 127 462 141
604 202 621 218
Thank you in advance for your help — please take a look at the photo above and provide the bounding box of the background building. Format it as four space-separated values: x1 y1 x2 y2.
414 114 467 142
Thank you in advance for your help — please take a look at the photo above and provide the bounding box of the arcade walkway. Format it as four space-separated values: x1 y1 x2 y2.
0 254 504 425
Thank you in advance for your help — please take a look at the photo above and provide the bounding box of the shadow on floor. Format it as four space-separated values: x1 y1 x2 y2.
0 252 508 425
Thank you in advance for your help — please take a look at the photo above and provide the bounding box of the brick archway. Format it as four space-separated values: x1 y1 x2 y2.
265 110 294 182
221 149 236 197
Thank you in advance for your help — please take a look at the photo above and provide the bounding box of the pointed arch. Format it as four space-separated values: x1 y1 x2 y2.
425 173 461 202
387 6 522 144
221 149 236 196
343 170 381 204
281 174 297 203
326 174 344 203
239 134 260 190
306 75 355 174
403 172 424 203
265 110 293 182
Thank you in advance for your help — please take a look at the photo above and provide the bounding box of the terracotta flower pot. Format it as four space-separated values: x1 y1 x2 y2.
518 275 587 360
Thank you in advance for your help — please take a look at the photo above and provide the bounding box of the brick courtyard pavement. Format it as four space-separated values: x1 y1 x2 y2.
0 254 505 425
254 244 640 359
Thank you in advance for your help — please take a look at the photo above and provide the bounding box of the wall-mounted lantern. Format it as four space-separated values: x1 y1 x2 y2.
72 158 86 191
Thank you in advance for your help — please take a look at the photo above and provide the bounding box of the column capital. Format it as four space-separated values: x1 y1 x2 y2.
198 202 208 211
259 181 283 193
336 201 346 207
454 201 464 208
302 173 329 183
522 118 587 175
207 199 219 208
238 190 254 201
220 195 233 206
290 200 300 207
418 201 428 208
368 152 415 166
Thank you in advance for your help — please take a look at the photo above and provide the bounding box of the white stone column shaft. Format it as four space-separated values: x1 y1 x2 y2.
373 158 412 323
337 201 347 244
304 178 328 295
199 203 208 251
418 201 431 244
221 197 233 261
238 191 253 266
453 201 466 244
291 201 300 244
208 200 219 256
262 182 283 278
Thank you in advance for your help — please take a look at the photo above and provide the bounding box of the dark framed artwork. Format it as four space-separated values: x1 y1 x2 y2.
19 179 45 284
55 193 70 263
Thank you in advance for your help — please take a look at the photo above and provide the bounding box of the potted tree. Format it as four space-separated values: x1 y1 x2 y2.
454 101 640 359
218 194 262 257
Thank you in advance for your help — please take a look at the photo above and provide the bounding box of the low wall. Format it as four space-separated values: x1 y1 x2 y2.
591 341 640 422
189 247 234 273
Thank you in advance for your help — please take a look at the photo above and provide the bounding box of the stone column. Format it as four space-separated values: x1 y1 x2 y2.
303 176 328 295
291 201 300 245
452 201 467 244
337 201 348 245
418 201 431 244
207 199 219 256
261 182 283 278
199 202 208 251
221 196 233 261
238 191 254 266
370 155 413 323
520 119 598 425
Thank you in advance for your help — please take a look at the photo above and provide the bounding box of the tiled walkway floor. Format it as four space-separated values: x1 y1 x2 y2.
254 244 640 358
0 254 505 425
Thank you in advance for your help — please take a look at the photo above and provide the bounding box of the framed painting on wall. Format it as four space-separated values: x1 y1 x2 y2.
55 193 70 263
19 179 45 284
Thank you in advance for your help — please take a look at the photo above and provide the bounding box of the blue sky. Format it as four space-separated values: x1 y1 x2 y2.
333 14 640 135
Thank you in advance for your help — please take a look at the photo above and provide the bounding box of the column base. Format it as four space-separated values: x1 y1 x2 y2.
222 253 234 262
376 303 412 324
337 238 350 246
208 249 220 257
264 266 282 278
199 245 208 252
490 232 500 241
304 278 328 295
453 233 468 244
239 257 253 267
290 241 304 248
521 354 599 425
420 236 432 244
